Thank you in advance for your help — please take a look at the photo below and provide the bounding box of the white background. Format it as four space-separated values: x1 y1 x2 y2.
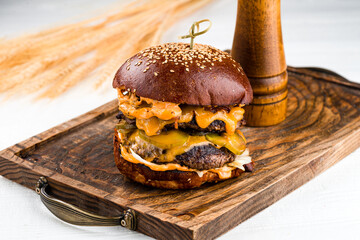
1 0 360 239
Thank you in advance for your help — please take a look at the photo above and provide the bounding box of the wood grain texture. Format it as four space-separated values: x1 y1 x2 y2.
0 67 359 239
232 0 288 126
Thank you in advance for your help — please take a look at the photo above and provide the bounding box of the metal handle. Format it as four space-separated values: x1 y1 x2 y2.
35 177 136 230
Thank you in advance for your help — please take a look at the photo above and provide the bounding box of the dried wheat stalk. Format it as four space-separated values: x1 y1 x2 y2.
0 0 212 99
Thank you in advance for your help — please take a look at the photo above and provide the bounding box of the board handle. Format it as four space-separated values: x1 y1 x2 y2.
35 177 136 230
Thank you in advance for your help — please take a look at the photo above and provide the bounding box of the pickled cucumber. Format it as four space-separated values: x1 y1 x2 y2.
206 131 246 155
205 133 227 147
115 120 136 134
138 129 189 149
225 131 246 155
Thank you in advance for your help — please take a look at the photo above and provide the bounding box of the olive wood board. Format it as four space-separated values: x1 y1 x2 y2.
1 66 359 240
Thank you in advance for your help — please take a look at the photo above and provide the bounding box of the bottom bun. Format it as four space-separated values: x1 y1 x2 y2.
114 132 253 189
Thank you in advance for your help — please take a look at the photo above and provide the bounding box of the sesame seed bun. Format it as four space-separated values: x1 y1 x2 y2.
112 43 252 106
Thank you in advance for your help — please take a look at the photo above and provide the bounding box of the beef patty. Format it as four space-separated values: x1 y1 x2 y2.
173 145 235 170
174 118 244 133
121 130 235 170
129 143 235 170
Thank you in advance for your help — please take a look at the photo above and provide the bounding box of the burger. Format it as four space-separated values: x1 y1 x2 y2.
112 42 253 189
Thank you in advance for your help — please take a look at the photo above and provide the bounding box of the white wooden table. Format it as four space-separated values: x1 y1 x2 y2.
1 0 359 239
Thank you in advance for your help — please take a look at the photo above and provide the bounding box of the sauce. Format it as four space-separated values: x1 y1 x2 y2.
117 89 245 135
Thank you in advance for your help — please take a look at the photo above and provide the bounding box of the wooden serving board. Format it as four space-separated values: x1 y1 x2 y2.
1 67 359 239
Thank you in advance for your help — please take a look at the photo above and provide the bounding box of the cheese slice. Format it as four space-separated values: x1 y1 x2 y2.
117 88 245 135
194 107 244 135
117 89 182 120
158 135 209 162
136 117 172 136
134 106 195 136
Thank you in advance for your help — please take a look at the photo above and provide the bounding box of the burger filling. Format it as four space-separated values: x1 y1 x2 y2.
116 88 252 179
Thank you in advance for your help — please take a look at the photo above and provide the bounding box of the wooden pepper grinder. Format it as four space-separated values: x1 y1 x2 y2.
231 0 288 126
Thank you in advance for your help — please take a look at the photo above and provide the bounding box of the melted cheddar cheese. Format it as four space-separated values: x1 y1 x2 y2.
194 107 244 135
117 88 245 135
135 106 245 136
136 117 172 136
135 106 194 136
117 89 181 120
124 130 209 163
121 145 191 171
158 135 209 162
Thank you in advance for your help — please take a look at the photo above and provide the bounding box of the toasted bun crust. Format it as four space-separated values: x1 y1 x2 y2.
114 132 253 189
113 43 252 106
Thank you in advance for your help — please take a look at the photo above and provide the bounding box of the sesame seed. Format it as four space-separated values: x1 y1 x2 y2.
136 43 233 74
170 69 175 73
185 68 189 72
154 72 158 76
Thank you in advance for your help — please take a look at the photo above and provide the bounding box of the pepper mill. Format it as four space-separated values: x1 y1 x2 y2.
231 0 287 126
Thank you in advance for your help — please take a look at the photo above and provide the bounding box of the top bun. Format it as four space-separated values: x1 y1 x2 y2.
113 43 252 106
